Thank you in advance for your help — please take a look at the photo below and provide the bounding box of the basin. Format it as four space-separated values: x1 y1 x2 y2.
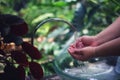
53 51 120 80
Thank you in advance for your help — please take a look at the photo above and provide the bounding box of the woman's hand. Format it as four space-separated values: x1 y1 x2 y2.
67 35 98 61
75 35 98 47
68 44 96 61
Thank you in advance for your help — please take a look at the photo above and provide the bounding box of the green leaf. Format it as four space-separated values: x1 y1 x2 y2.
52 1 67 7
32 13 54 24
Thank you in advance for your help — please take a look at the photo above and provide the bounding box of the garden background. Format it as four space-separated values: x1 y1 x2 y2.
1 0 120 77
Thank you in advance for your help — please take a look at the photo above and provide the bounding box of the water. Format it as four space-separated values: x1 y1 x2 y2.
115 57 120 74
63 61 116 80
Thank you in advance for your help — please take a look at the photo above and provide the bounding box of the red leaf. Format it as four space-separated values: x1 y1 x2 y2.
17 65 25 80
10 22 28 36
29 62 43 80
11 51 29 66
22 42 42 60
0 14 28 36
0 14 24 25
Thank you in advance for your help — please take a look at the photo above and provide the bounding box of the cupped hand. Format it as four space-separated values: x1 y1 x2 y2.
75 35 98 47
68 45 96 61
67 35 98 61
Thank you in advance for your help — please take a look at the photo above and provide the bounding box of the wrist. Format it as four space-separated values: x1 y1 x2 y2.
91 36 99 46
92 46 99 58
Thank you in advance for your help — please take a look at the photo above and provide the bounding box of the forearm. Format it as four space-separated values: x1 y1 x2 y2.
95 16 120 45
95 37 120 57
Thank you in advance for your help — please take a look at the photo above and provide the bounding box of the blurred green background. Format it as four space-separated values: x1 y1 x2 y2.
1 0 120 77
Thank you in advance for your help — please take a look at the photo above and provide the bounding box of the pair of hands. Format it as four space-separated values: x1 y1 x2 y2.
68 36 97 61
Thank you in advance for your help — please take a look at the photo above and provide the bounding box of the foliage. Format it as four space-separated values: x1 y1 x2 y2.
0 0 120 77
0 14 43 80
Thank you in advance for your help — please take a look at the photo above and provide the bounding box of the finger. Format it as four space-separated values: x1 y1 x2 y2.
73 54 85 61
67 47 75 54
69 43 74 46
69 43 76 48
70 53 82 60
76 37 82 42
68 47 79 58
75 40 79 48
73 53 86 61
73 48 84 56
68 49 85 61
75 41 84 48
67 47 72 53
